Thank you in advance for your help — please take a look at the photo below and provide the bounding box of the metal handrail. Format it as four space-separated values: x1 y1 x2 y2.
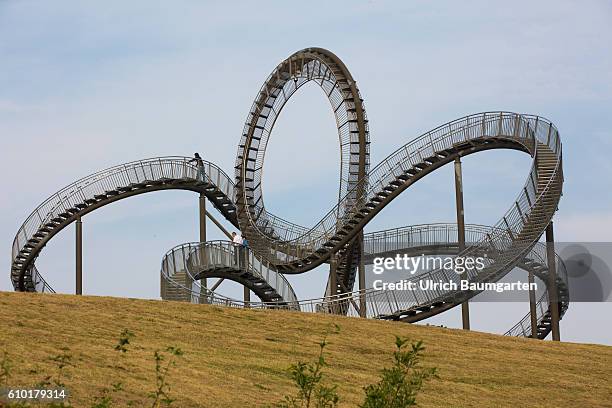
11 155 311 291
363 222 569 336
240 112 562 281
160 222 568 337
236 48 370 247
12 156 233 259
161 240 298 304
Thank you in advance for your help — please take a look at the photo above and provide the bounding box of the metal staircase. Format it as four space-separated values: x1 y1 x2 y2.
360 223 569 338
11 157 239 292
10 114 564 338
234 47 370 297
10 47 566 341
161 270 192 303
161 223 568 339
236 113 563 281
161 241 298 305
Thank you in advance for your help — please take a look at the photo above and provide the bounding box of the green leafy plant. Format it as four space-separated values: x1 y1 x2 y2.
3 329 188 407
114 329 134 354
36 348 73 390
150 346 184 408
277 325 341 408
91 329 135 408
361 337 437 408
91 382 123 408
91 393 113 408
0 351 11 386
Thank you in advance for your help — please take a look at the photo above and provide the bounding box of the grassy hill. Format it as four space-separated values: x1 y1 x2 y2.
0 291 610 407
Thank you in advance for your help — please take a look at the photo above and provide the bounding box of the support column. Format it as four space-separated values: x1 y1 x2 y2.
454 157 470 330
199 194 208 296
205 210 232 239
329 256 338 314
76 216 83 295
244 286 251 308
528 271 538 338
358 234 367 318
210 278 225 292
243 243 250 307
546 221 561 341
199 193 207 242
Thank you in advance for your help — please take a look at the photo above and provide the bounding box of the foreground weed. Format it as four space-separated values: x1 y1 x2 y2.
1 351 11 386
361 337 437 408
91 328 135 408
150 346 184 408
276 324 341 408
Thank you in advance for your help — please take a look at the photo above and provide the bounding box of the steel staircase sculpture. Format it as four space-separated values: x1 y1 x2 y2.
10 47 566 340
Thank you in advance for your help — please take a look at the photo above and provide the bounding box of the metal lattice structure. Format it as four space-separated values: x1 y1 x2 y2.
10 48 566 339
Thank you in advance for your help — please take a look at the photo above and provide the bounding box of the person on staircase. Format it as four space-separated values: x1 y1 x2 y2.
241 236 250 269
189 153 205 181
231 231 243 268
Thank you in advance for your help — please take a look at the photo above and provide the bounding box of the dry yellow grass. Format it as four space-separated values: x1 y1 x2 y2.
0 291 610 407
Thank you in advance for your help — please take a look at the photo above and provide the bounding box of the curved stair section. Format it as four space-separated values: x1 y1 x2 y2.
161 241 298 306
11 157 239 292
236 113 562 280
361 223 569 338
158 223 568 339
235 47 371 297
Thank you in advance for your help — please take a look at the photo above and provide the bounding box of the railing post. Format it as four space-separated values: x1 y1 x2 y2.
454 157 470 330
76 216 83 295
546 221 561 341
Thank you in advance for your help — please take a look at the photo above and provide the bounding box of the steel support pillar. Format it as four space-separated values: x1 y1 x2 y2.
76 216 83 295
329 256 338 313
330 256 338 296
210 278 225 292
528 271 538 338
199 194 208 297
205 210 232 239
454 157 470 330
243 243 250 307
244 286 251 308
358 234 367 318
198 203 247 305
546 221 561 341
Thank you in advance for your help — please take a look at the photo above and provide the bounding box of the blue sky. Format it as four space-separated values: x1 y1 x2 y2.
1 1 611 344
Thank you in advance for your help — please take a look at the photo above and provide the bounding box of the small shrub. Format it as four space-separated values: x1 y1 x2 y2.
150 346 184 408
114 329 134 354
36 348 73 390
91 328 134 408
277 325 341 408
0 351 11 386
361 337 437 408
2 329 187 408
91 393 113 408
